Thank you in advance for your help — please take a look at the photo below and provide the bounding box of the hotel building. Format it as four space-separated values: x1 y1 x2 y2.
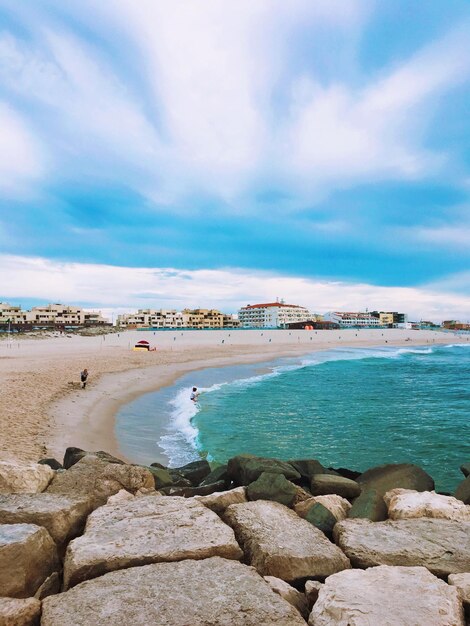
0 303 108 327
323 311 381 327
116 308 238 329
238 301 313 328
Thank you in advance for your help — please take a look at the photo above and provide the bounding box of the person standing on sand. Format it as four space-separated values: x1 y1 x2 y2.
190 387 199 402
80 368 88 389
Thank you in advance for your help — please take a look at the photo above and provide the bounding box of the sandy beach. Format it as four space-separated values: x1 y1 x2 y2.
0 328 467 466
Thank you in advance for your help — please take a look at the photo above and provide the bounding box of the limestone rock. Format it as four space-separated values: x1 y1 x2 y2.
292 485 313 506
146 466 174 489
105 489 134 505
64 495 242 588
34 571 61 600
0 524 59 598
305 580 323 610
305 503 337 535
46 456 154 508
0 597 41 626
199 464 230 487
289 459 325 480
334 518 470 576
348 488 387 521
38 458 63 470
357 463 434 496
224 500 350 582
264 576 309 619
309 565 464 626
0 494 92 545
169 460 211 485
455 476 470 505
448 573 470 616
385 489 470 521
295 495 350 521
0 462 54 495
310 474 361 499
63 447 125 470
227 455 300 486
246 472 297 506
42 557 307 625
195 486 247 513
163 480 226 497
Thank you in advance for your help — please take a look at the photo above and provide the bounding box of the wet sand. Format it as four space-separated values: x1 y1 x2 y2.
0 328 466 465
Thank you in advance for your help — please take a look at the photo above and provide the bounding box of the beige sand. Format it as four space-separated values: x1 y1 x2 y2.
0 328 467 466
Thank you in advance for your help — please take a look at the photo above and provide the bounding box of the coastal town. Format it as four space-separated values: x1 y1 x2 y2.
1 301 468 333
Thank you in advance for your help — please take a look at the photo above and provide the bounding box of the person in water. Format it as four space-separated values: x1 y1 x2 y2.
190 387 199 402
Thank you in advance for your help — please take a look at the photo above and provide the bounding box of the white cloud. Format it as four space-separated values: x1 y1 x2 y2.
0 101 45 193
1 254 469 322
413 226 470 248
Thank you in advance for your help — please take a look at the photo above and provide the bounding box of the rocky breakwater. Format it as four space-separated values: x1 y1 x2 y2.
0 450 469 625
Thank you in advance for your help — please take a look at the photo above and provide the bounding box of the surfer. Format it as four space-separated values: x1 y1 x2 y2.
190 387 199 402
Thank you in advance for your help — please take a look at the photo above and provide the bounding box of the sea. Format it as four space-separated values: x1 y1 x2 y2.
116 342 470 493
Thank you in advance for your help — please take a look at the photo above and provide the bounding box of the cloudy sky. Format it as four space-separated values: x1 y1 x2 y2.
1 0 470 321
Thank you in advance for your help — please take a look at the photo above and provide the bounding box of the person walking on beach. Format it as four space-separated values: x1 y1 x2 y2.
190 387 199 402
80 368 89 389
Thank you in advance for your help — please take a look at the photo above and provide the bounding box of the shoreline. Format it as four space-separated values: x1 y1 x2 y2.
0 328 467 465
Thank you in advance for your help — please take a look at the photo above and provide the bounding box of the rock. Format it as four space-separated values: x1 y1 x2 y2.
38 458 63 470
195 486 247 513
385 489 470 521
328 466 361 480
63 494 242 588
289 459 325 480
149 461 166 469
357 462 434 496
146 466 174 489
46 456 154 508
106 489 134 505
264 576 309 619
305 503 337 536
224 500 350 582
63 447 125 470
199 464 230 487
310 474 361 499
34 571 61 600
169 460 211 486
162 480 226 497
246 472 297 506
460 463 470 478
0 524 59 598
43 557 307 626
348 488 388 521
292 485 313 506
455 476 470 505
165 471 192 488
309 565 464 626
227 455 300 486
334 518 470 577
448 573 470 618
0 493 92 545
0 597 41 626
305 580 323 610
0 462 54 495
295 494 351 521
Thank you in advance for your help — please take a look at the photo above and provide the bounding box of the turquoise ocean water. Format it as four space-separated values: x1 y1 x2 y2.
116 343 470 493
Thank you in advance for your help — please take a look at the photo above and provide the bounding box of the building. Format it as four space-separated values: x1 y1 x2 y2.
238 301 313 328
323 311 381 328
370 311 408 327
116 308 239 329
0 303 108 328
287 320 340 330
442 320 470 331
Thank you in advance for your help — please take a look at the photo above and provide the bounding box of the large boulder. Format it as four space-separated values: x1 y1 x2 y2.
224 500 350 582
199 464 230 487
448 573 470 619
227 455 300 486
246 472 297 506
64 494 242 588
0 494 92 545
38 458 63 470
348 488 388 521
0 597 41 626
145 466 174 489
169 460 211 486
264 576 309 619
305 503 338 536
46 456 154 508
455 476 470 505
288 459 325 481
357 463 434 496
195 486 247 513
334 518 470 577
42 557 307 626
310 474 361 499
460 463 470 478
385 489 470 521
309 565 464 626
63 447 125 470
0 462 54 495
295 495 351 521
0 524 59 598
162 480 226 497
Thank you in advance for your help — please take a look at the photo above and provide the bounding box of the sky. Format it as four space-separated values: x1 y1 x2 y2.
1 0 470 321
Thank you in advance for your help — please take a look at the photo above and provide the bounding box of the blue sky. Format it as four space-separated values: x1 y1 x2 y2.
1 0 470 320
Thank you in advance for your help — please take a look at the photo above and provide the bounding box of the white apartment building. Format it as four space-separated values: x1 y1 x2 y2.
117 308 238 329
323 311 381 327
0 302 108 326
238 302 312 328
